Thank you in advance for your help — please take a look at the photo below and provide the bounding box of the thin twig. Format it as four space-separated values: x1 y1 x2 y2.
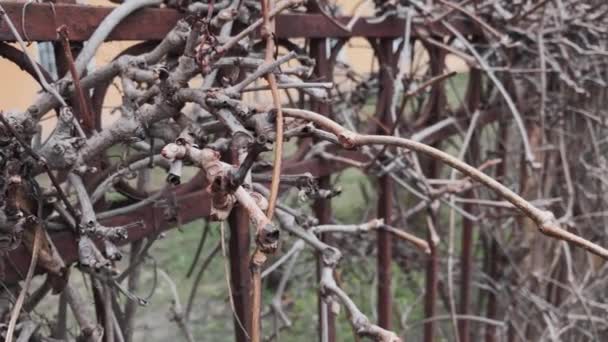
185 241 221 320
5 222 41 342
282 108 608 259
220 222 251 339
57 25 95 133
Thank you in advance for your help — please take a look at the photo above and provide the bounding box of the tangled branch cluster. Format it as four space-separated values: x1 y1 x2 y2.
1 0 608 341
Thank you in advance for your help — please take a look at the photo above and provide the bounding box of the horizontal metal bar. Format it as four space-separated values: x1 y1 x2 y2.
0 2 182 41
1 106 502 283
276 14 410 38
276 15 474 38
1 152 367 284
0 2 474 41
3 187 211 284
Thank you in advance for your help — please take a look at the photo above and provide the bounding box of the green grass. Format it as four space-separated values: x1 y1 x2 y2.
332 168 376 224
132 220 232 340
446 72 469 109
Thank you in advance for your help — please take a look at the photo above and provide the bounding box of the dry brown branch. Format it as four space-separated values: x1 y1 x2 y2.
4 219 41 342
282 108 608 259
320 267 401 342
160 143 278 251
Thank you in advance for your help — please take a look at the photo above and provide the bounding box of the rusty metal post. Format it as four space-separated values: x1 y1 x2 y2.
227 148 252 342
485 238 499 342
485 117 508 342
304 1 337 336
228 208 252 342
458 168 475 342
374 38 396 330
422 41 447 342
310 35 337 342
313 179 336 342
423 231 439 342
458 68 482 342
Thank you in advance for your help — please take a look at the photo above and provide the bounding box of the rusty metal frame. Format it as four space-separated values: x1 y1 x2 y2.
0 2 485 341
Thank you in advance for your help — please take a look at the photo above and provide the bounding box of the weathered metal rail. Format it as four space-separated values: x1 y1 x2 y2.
2 151 366 283
0 2 475 41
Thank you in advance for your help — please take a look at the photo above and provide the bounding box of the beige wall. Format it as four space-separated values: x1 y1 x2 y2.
1 44 42 114
0 40 138 136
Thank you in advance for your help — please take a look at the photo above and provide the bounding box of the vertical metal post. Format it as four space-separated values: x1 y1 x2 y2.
485 239 499 342
377 155 393 330
313 177 336 342
423 231 439 342
422 15 438 342
422 42 447 342
458 170 475 342
310 35 337 342
486 117 507 342
228 146 252 342
375 38 395 330
458 68 482 342
305 1 337 336
228 209 252 342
